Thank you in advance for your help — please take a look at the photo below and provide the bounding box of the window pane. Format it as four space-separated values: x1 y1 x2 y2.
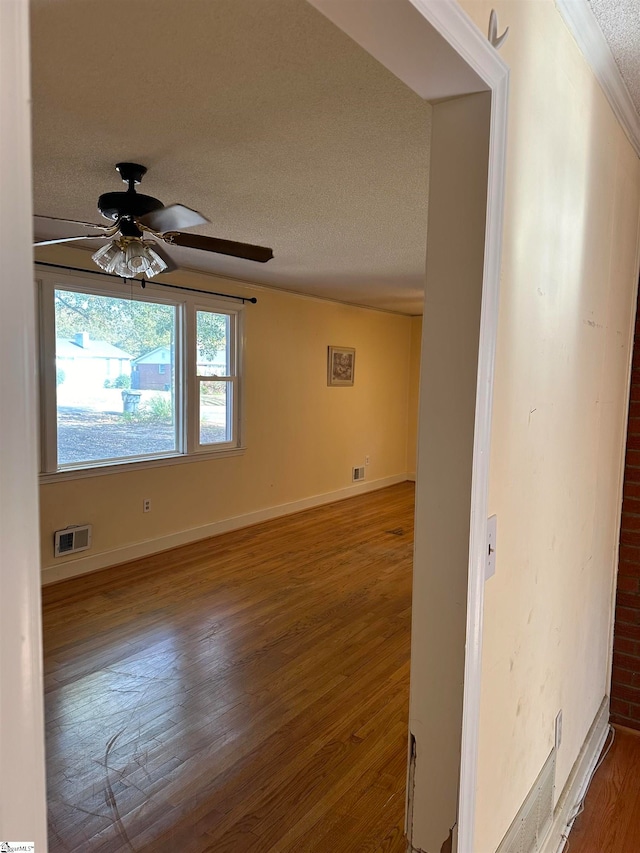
199 381 232 445
54 289 177 466
197 311 229 376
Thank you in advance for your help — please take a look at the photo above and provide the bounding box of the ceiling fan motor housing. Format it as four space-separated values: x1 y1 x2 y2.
98 191 164 222
98 162 164 222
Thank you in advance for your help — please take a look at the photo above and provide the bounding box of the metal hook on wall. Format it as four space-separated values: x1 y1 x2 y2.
488 9 509 50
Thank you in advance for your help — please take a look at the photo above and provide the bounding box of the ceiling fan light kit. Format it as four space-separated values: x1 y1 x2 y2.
92 237 168 278
36 162 274 277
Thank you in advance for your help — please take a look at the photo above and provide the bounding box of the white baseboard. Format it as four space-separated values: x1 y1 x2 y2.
41 473 412 585
540 696 610 853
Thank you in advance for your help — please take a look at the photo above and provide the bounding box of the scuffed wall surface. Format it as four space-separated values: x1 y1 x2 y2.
457 1 640 850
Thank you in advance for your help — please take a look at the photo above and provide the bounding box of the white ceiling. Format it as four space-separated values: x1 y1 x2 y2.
30 0 640 317
30 0 432 315
588 0 640 113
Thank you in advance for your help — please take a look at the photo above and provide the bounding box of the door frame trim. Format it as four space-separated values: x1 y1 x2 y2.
308 2 509 848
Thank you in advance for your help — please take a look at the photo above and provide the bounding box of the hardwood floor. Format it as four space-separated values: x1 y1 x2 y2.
43 483 414 853
568 725 640 852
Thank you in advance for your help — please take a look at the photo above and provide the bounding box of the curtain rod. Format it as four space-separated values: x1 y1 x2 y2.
34 261 258 304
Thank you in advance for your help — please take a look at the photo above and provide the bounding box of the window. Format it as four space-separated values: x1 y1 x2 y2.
38 269 243 476
197 310 235 446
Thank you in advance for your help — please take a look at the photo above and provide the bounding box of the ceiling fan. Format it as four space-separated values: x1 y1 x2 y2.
34 162 274 278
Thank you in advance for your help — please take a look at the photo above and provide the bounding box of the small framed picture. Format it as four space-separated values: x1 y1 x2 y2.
328 346 355 386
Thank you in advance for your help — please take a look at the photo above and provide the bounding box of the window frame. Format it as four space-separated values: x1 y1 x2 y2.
194 307 238 452
37 267 245 482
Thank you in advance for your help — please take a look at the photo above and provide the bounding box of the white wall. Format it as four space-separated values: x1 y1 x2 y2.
456 2 640 850
0 0 48 847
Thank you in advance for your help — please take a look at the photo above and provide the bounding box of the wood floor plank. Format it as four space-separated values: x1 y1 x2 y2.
568 726 640 853
43 483 414 852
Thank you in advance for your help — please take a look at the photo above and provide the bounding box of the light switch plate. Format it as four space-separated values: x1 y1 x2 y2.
555 709 563 750
486 514 497 580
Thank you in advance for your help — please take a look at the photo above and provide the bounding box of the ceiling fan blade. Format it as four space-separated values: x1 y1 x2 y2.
164 231 274 263
34 234 109 247
34 214 109 230
139 204 209 233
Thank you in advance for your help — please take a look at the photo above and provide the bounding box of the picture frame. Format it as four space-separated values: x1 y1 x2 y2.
327 346 355 386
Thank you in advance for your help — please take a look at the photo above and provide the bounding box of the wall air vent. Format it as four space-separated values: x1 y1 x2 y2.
495 749 556 853
54 524 92 557
352 466 365 482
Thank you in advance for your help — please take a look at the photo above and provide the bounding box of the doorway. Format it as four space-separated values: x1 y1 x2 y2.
308 4 507 849
0 1 507 850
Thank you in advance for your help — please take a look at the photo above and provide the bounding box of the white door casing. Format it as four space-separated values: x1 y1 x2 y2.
0 0 48 847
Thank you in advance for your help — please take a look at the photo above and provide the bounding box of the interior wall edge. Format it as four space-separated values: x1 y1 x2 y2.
41 473 412 586
409 88 492 851
606 245 640 696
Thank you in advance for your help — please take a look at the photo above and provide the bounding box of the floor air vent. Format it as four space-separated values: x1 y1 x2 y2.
352 466 365 482
495 749 556 853
54 524 92 557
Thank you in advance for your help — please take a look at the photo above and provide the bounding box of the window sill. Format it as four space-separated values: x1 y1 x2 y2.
39 446 246 484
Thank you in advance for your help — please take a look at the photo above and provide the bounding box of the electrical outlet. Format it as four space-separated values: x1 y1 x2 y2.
143 499 151 513
365 455 370 466
555 710 563 750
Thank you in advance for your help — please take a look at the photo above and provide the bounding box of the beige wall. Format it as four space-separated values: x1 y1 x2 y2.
456 2 640 850
38 246 419 578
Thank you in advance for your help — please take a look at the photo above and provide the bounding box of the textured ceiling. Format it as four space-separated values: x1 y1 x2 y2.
588 0 640 114
30 0 431 315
